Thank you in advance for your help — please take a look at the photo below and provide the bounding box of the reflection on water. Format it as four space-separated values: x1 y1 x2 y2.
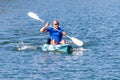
73 47 90 56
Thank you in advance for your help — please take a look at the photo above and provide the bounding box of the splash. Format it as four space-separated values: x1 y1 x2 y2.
72 47 89 56
16 40 37 51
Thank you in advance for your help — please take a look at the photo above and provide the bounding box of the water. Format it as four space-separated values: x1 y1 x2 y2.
0 0 120 80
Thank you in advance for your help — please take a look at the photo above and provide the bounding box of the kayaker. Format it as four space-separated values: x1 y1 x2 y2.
40 20 67 45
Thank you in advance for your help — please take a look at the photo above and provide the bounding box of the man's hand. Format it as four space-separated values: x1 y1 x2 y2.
40 22 49 32
62 32 67 36
45 22 49 28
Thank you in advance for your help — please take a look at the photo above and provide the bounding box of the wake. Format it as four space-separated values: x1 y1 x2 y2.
16 41 38 51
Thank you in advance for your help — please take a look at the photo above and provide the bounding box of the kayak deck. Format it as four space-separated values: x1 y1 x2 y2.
42 44 73 53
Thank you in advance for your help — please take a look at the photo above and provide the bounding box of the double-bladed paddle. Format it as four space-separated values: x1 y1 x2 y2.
28 12 84 46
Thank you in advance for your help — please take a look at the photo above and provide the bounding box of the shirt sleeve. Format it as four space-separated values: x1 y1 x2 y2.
46 27 51 32
60 27 64 32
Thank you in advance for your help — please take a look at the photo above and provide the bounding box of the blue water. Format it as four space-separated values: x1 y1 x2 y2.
0 0 120 80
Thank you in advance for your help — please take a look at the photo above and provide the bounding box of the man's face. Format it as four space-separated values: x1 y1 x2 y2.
53 21 59 28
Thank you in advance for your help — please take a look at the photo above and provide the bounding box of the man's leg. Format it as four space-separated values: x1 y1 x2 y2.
50 40 57 45
59 40 66 44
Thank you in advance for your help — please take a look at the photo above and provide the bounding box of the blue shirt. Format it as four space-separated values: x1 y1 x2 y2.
47 27 64 43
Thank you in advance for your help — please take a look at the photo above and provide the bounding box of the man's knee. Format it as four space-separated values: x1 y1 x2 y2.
50 40 57 45
60 40 66 44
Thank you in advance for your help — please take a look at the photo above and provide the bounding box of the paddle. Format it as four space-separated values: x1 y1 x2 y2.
28 12 84 46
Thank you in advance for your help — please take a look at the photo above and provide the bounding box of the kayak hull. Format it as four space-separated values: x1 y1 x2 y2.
42 44 73 53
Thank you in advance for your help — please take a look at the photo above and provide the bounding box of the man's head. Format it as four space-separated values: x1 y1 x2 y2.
53 20 59 28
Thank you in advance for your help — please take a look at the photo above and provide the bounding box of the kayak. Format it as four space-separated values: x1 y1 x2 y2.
42 44 73 53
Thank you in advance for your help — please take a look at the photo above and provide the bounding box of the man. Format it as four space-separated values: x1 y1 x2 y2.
40 20 66 45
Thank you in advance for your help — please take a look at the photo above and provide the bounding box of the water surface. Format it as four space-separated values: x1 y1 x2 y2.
0 0 120 80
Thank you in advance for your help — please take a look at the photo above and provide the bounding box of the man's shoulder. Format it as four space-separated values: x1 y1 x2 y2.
47 27 53 30
58 27 64 31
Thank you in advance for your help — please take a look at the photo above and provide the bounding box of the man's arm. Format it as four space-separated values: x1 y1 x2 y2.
62 32 67 36
40 23 49 32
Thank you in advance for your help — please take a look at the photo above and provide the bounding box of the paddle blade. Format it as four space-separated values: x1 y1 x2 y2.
71 37 84 46
28 12 44 23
